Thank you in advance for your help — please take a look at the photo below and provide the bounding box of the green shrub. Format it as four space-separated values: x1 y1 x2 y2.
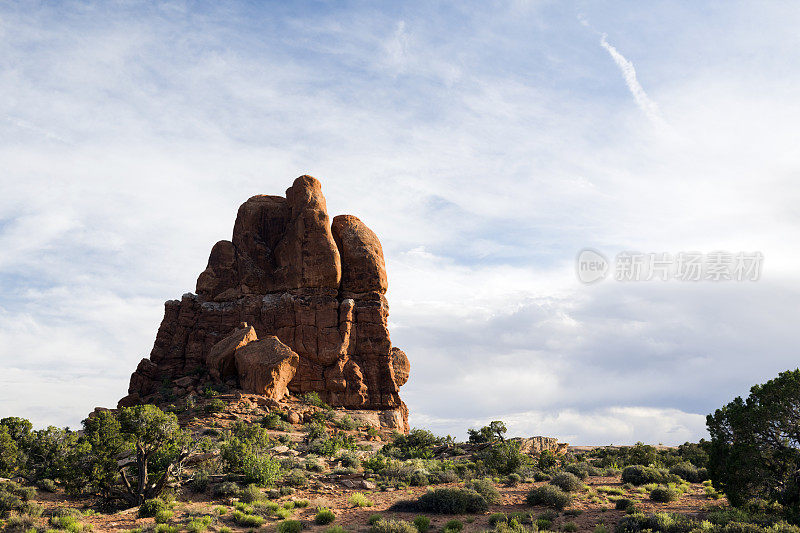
538 450 559 471
241 452 281 485
479 441 526 476
204 399 226 414
621 465 674 486
587 466 604 477
593 524 610 533
18 500 42 517
238 483 262 503
596 486 625 496
370 518 417 533
526 485 571 510
261 412 285 430
274 507 294 519
220 422 281 485
138 498 168 518
443 519 463 533
252 500 279 517
5 513 36 531
380 429 442 460
467 478 500 503
650 486 679 503
295 499 309 508
563 464 588 480
283 468 308 487
562 522 578 532
324 527 349 533
189 471 210 493
363 454 391 473
668 462 706 483
409 469 429 486
277 519 304 533
615 498 635 512
305 456 325 472
550 472 582 492
489 513 508 526
315 507 336 524
413 487 489 514
154 509 173 523
438 470 460 484
50 506 80 518
186 515 212 533
234 501 253 513
338 450 361 469
413 515 430 533
301 392 326 407
615 512 699 533
368 513 383 525
349 492 374 507
308 429 358 458
337 415 359 431
0 482 28 518
49 514 91 531
211 481 239 497
506 473 522 486
232 509 265 527
508 511 536 525
38 478 58 492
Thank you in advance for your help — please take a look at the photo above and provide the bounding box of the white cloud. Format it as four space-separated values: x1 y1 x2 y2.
416 406 706 446
1 2 800 445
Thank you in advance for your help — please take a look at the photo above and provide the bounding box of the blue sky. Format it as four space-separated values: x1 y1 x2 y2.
2 1 800 444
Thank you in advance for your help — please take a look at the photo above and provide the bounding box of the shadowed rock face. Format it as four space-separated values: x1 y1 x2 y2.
122 175 409 431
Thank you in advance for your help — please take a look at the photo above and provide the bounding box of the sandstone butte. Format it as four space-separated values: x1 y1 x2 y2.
119 175 411 432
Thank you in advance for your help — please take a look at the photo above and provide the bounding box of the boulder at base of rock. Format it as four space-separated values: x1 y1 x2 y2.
234 336 299 399
207 323 258 381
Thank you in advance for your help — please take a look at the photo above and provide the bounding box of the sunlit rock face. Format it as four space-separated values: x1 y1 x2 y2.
120 175 409 431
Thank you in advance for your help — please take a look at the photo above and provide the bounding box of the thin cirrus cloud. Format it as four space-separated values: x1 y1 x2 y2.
599 33 669 130
1 2 800 444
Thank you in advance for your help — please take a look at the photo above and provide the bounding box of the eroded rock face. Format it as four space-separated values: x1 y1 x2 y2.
390 347 410 387
123 175 410 431
332 215 387 295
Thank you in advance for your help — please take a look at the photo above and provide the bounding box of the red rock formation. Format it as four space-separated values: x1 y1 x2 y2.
121 176 409 431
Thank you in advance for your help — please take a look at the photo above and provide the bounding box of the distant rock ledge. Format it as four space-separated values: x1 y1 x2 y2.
118 175 410 432
508 436 569 455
